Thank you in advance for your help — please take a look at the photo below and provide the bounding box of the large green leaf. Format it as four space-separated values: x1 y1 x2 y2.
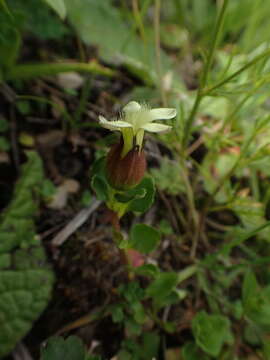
41 336 86 360
64 0 171 85
130 224 160 254
43 0 66 19
192 311 232 357
5 0 69 40
242 271 270 327
0 152 54 358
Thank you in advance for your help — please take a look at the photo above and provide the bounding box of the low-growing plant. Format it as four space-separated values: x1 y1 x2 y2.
2 0 270 359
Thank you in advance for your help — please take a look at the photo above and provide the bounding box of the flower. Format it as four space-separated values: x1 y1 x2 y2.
99 101 177 157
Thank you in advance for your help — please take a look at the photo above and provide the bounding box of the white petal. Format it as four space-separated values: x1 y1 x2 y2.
149 108 177 120
141 123 172 133
99 115 109 123
99 115 133 131
123 101 141 113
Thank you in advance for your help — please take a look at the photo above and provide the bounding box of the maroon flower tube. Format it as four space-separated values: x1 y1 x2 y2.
106 141 146 190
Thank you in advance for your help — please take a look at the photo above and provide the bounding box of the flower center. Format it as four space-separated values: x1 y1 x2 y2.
123 105 152 134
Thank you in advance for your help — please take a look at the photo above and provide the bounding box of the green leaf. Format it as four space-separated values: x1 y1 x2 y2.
229 196 268 239
128 177 155 213
0 117 9 132
130 224 160 254
41 336 86 360
80 190 92 207
125 317 142 336
130 300 145 324
219 221 270 257
134 264 160 278
201 151 236 203
158 219 173 235
145 272 179 308
16 100 31 115
110 304 125 323
242 269 259 305
242 274 270 327
2 0 69 40
43 0 66 19
40 179 56 200
91 174 109 202
64 0 172 85
0 136 10 151
192 311 232 357
182 342 210 360
119 282 144 303
0 0 11 14
0 152 54 357
243 323 262 346
263 339 270 360
141 332 159 360
115 187 146 203
150 157 185 195
0 24 21 68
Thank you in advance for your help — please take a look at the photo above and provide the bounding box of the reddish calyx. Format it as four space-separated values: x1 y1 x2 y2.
106 141 146 190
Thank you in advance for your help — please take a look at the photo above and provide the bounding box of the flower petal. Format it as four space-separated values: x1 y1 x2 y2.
141 122 172 133
123 101 141 113
99 115 133 130
149 108 177 120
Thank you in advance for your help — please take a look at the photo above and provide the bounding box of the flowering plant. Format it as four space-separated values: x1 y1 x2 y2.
99 101 176 191
92 100 176 226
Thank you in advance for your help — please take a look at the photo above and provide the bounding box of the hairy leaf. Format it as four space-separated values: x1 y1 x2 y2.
41 336 86 360
0 152 54 358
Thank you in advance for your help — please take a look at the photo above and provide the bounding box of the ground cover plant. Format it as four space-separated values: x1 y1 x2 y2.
1 0 270 359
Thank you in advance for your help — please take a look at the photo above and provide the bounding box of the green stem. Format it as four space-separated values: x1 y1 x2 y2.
192 127 260 258
154 0 167 106
132 0 146 42
203 47 270 96
74 75 92 126
180 158 199 228
5 61 116 81
183 0 229 147
200 0 228 87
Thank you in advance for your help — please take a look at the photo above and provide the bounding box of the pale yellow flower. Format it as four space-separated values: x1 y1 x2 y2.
99 101 176 157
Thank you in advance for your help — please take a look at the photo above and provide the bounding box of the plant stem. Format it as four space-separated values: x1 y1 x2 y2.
5 61 116 81
132 0 146 42
108 209 130 270
183 0 229 148
203 47 270 96
154 0 167 106
74 75 92 126
180 158 199 229
191 128 259 258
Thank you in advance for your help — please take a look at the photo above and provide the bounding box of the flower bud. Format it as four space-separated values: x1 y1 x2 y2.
106 141 146 190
